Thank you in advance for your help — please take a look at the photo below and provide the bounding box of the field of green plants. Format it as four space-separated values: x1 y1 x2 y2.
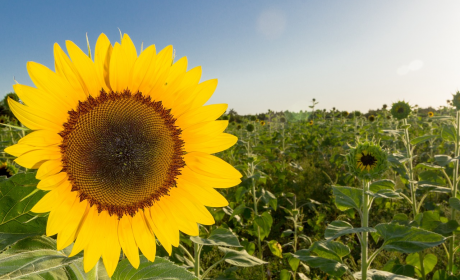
3 94 460 280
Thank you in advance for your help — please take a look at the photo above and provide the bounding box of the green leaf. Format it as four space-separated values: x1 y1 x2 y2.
376 223 446 253
229 203 246 221
0 236 84 279
218 247 267 267
332 186 362 211
254 212 273 240
0 173 47 250
410 135 437 145
261 189 277 210
450 198 460 211
112 256 198 280
280 269 291 280
415 163 444 170
294 246 348 278
190 228 242 247
413 211 459 237
406 253 437 276
267 240 282 258
324 220 376 240
434 155 455 167
370 179 395 192
417 184 451 194
366 189 402 200
442 125 457 142
354 269 417 279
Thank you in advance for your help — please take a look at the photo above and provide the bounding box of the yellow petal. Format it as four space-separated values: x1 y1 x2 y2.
102 214 121 277
159 57 188 108
66 40 104 97
84 211 108 272
14 148 61 169
8 98 63 132
94 33 112 92
150 202 179 247
183 152 242 179
189 79 218 111
56 199 87 250
54 43 89 97
171 188 215 225
36 159 63 180
132 211 156 262
13 84 68 121
27 61 80 109
69 206 98 257
17 130 62 147
129 44 156 93
184 133 237 154
144 207 172 255
47 192 77 236
118 215 140 269
144 46 173 101
177 177 228 207
181 121 228 144
176 103 228 130
181 166 241 189
4 144 40 157
31 178 71 213
170 66 202 117
161 196 199 236
37 172 68 190
109 43 128 93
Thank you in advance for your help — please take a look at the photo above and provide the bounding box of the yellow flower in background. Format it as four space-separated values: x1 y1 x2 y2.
309 120 313 125
260 120 265 126
428 111 434 117
5 33 242 276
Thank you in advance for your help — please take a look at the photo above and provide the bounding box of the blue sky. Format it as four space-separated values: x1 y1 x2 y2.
1 1 460 115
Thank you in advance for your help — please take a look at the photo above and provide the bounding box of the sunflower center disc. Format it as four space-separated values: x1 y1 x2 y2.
59 90 185 217
360 153 377 168
397 107 404 113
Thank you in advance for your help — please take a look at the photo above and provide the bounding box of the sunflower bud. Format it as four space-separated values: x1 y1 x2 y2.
368 115 375 122
342 111 349 117
346 141 388 180
246 124 254 132
390 101 411 120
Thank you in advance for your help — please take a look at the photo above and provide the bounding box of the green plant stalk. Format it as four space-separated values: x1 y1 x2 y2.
361 180 370 280
194 243 202 278
201 259 225 279
403 119 417 217
86 264 97 280
419 251 426 280
448 109 460 274
252 177 265 280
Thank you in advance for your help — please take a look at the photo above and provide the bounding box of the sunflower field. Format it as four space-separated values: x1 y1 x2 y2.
2 35 460 280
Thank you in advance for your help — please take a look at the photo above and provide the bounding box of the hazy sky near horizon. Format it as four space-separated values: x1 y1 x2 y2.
1 1 460 115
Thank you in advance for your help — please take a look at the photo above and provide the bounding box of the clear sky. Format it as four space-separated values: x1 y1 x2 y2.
1 1 460 115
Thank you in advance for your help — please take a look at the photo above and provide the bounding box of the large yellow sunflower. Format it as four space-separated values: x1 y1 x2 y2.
4 33 242 276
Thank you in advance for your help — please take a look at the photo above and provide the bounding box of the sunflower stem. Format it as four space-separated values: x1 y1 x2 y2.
448 109 460 275
361 180 370 280
86 264 97 280
403 118 417 217
194 243 202 278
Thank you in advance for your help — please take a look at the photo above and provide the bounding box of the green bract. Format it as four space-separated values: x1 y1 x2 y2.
452 91 460 110
346 141 389 180
390 101 411 120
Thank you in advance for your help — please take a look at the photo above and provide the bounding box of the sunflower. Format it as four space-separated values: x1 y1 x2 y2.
346 141 388 180
428 111 434 117
0 161 18 178
368 115 375 122
4 33 242 276
452 91 460 110
390 101 411 120
309 120 313 125
260 120 266 126
342 111 349 117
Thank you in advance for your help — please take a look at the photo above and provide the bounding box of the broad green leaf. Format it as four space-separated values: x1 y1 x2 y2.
0 173 47 250
229 203 245 221
332 186 362 211
218 247 267 267
366 189 402 199
190 228 242 247
267 240 282 258
293 249 348 278
415 163 443 170
0 236 84 279
418 170 446 186
417 184 451 194
406 253 437 276
254 212 273 240
280 269 291 280
410 135 437 145
393 265 416 277
354 269 417 279
241 240 255 255
441 125 457 142
434 155 455 167
324 220 376 240
261 189 277 210
413 211 459 237
432 269 460 280
376 223 446 253
370 179 395 192
450 197 460 211
112 256 198 280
